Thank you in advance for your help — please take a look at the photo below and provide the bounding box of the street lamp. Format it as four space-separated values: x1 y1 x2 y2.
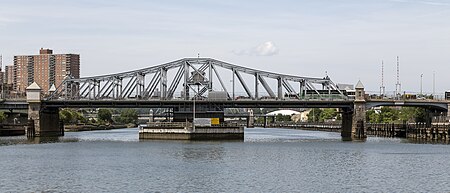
420 74 423 96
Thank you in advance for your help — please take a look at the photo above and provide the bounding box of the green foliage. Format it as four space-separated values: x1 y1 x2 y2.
366 107 429 123
307 108 322 122
366 109 380 123
307 108 340 122
0 112 6 123
275 114 291 122
115 109 138 124
379 107 398 123
321 108 338 122
414 108 428 123
59 109 87 124
98 109 113 123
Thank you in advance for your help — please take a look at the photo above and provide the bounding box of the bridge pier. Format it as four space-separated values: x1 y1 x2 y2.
341 81 367 140
247 109 255 128
263 116 268 128
27 82 63 137
447 103 450 122
341 108 353 139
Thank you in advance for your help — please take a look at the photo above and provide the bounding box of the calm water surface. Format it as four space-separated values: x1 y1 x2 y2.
1 128 450 193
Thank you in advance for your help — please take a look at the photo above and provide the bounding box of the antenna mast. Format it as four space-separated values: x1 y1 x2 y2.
380 60 385 97
395 56 401 99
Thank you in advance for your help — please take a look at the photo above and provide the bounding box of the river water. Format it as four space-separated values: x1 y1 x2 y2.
1 128 450 192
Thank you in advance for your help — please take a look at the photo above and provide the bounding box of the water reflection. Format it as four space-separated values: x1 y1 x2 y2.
27 136 79 144
0 136 79 146
179 145 225 161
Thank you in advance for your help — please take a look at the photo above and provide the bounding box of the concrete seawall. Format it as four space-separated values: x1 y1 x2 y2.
139 123 244 140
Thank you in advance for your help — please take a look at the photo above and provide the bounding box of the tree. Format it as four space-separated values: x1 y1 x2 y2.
379 107 398 123
59 109 87 124
307 108 322 122
414 108 428 123
116 109 138 124
366 109 380 123
98 109 112 123
275 113 291 122
0 112 6 123
60 109 74 124
320 108 338 122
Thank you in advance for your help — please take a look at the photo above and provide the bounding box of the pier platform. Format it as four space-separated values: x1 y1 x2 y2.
139 122 244 140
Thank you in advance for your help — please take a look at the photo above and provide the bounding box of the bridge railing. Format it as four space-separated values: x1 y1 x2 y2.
364 91 447 101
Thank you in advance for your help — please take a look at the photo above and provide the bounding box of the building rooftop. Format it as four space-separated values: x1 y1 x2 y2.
355 80 364 89
26 82 41 90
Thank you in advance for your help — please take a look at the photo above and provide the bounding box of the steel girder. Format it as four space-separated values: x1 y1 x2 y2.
47 58 347 101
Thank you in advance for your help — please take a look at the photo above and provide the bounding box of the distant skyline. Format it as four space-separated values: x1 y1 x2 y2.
1 0 449 94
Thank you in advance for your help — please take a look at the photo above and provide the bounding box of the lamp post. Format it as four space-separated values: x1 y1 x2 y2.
420 74 423 96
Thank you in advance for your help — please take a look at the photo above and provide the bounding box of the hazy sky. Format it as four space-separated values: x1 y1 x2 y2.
1 0 449 94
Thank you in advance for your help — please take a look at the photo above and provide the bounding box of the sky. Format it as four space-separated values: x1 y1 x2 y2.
1 0 450 95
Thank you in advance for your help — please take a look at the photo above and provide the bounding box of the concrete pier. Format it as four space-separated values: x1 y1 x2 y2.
139 122 244 140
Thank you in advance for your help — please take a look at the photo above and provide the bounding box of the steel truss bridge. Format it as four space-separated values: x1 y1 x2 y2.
45 58 352 109
36 58 449 113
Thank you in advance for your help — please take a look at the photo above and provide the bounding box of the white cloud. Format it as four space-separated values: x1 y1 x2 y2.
233 41 279 56
0 16 19 26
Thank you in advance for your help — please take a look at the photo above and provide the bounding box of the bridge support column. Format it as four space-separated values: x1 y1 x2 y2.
341 108 353 140
263 116 268 128
246 109 254 128
447 103 450 122
27 82 63 137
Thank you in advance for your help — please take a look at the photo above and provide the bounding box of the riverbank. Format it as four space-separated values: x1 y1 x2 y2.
64 123 136 132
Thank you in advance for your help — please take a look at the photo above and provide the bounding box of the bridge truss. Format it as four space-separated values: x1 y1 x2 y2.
47 58 347 101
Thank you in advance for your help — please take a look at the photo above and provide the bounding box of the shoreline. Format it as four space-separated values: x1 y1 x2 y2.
64 124 136 132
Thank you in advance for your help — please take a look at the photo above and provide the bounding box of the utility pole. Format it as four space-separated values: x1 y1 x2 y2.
380 60 385 97
433 71 435 96
395 56 401 99
420 73 423 96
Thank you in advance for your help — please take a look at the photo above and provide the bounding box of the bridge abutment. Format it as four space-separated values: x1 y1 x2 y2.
27 82 63 137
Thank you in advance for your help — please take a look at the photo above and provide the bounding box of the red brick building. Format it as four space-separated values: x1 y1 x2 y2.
13 48 80 94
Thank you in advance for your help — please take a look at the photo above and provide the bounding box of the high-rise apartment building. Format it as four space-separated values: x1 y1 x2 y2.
5 65 14 85
14 48 80 94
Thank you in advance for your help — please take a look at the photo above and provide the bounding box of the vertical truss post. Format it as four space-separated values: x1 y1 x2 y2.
160 67 167 100
184 61 189 100
299 80 305 99
278 77 283 100
208 62 213 91
255 73 259 100
232 68 235 100
115 77 122 99
137 73 145 98
64 81 68 100
88 80 93 100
